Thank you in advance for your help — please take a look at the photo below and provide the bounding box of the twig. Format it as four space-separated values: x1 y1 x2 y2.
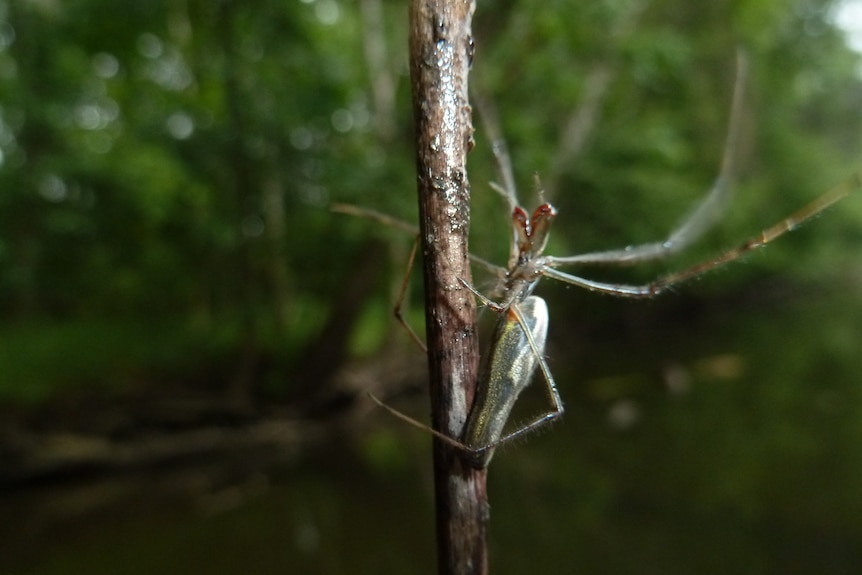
408 1 485 574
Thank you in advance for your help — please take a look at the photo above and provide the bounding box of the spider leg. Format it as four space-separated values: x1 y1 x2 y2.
366 391 479 453
540 169 860 297
474 90 520 214
547 50 749 268
393 234 427 351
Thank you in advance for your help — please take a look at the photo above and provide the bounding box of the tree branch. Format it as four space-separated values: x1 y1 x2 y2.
408 1 485 574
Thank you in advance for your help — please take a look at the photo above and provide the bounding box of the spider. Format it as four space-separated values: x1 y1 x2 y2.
335 55 857 468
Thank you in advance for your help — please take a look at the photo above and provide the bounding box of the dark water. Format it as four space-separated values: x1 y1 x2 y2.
4 285 862 575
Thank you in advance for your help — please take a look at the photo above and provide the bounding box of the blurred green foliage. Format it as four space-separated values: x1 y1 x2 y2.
3 2 862 573
0 0 860 408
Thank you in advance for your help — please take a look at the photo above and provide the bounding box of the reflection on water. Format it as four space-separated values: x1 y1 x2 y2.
3 288 862 575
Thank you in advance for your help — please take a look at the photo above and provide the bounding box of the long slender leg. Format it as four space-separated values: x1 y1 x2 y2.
332 203 429 349
331 203 419 235
474 91 535 271
332 202 506 339
360 233 472 451
539 169 861 298
366 392 481 453
640 173 860 292
473 91 520 214
393 234 427 351
548 50 749 267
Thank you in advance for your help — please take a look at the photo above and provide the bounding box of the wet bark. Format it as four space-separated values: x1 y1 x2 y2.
408 1 485 574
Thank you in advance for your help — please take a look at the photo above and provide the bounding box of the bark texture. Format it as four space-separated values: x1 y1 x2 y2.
408 1 486 574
